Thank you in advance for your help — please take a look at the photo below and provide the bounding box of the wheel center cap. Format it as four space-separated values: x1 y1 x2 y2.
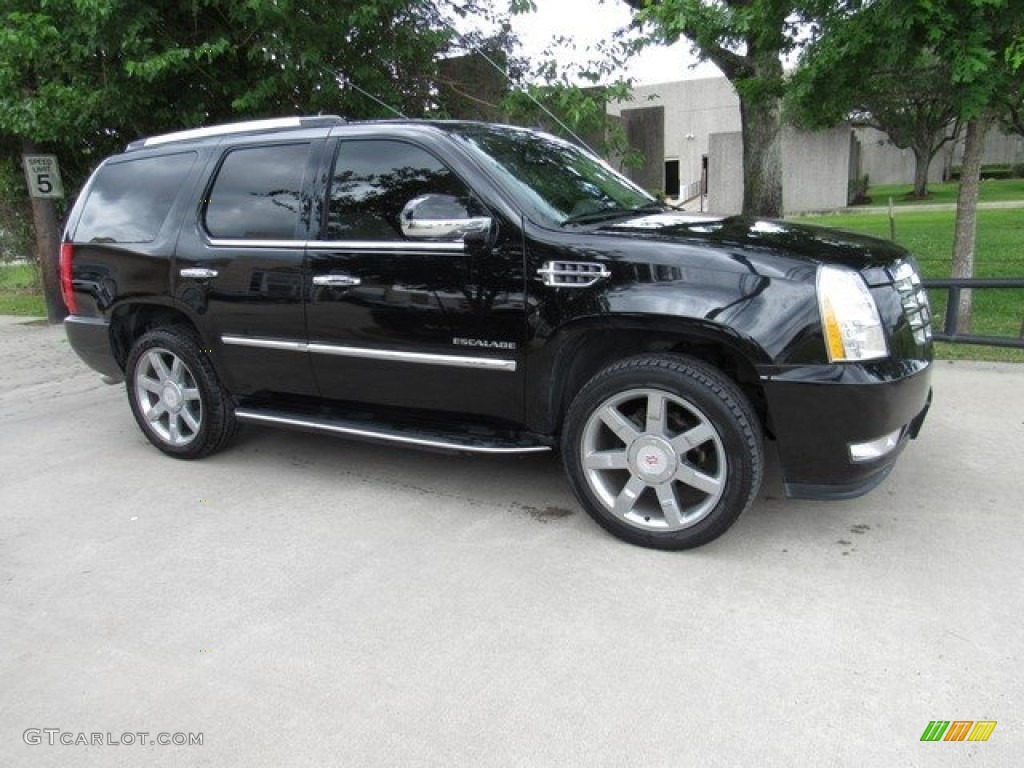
161 382 183 412
629 437 677 484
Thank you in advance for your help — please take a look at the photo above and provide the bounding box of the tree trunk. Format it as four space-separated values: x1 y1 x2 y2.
22 139 66 324
911 146 932 198
738 93 784 218
950 116 991 334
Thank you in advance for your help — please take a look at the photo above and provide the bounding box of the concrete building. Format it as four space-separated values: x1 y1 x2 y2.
608 77 856 214
609 76 1023 214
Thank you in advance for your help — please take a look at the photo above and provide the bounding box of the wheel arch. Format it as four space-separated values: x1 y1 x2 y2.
528 316 771 437
109 300 210 370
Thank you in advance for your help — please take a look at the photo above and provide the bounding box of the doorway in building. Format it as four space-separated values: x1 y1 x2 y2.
664 159 680 199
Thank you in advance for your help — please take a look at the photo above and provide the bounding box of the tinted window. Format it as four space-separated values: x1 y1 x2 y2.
327 141 481 240
205 143 309 240
76 152 196 243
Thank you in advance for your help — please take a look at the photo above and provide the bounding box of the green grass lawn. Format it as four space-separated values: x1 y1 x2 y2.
862 178 1024 207
0 263 47 316
803 208 1024 362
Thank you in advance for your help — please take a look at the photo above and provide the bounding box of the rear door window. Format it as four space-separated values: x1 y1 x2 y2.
204 143 311 240
75 152 197 243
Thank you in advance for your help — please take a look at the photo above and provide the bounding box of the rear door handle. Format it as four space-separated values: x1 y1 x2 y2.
313 274 361 287
180 267 219 279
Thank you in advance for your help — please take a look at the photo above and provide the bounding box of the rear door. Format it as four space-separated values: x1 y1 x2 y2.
175 138 326 397
305 136 527 421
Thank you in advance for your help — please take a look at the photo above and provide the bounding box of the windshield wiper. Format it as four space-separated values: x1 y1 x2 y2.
561 203 668 226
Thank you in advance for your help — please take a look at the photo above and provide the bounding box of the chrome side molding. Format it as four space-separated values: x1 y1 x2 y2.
221 335 516 372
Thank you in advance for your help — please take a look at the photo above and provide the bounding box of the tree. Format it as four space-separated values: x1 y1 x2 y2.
907 0 1024 332
790 22 961 199
0 0 487 320
621 0 821 217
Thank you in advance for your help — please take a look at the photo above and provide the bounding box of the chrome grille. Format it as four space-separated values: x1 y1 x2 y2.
890 261 932 345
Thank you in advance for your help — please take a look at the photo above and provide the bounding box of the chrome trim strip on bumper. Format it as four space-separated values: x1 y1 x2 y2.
221 335 516 372
234 409 550 454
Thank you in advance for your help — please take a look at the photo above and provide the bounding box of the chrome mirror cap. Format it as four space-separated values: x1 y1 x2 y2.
400 194 491 241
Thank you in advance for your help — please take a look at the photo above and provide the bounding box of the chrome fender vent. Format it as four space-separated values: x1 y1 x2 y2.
536 261 611 288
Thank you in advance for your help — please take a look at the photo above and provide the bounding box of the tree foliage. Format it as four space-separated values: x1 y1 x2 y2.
790 8 961 198
0 0 490 190
794 0 1023 330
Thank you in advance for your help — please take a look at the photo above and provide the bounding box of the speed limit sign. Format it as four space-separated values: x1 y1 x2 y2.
22 154 65 199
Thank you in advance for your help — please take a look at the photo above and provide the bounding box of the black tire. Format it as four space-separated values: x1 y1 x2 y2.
125 326 237 459
561 354 762 550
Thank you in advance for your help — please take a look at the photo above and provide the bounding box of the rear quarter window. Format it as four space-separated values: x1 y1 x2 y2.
75 152 197 243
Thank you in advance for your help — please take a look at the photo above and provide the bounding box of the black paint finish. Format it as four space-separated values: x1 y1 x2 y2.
61 119 933 498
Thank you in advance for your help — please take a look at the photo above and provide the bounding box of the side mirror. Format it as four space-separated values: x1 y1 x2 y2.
400 194 491 242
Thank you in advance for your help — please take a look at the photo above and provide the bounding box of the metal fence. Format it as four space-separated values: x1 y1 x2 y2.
922 278 1024 349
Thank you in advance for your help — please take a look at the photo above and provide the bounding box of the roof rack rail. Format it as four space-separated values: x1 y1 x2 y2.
127 115 347 150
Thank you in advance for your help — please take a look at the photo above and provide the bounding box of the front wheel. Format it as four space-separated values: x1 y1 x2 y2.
125 327 237 459
562 355 763 550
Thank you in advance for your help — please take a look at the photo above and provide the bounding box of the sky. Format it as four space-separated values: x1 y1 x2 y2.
507 0 723 85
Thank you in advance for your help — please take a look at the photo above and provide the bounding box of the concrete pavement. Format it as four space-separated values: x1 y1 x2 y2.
1 316 1021 766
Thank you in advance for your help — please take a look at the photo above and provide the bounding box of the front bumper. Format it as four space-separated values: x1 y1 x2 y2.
761 360 931 500
64 315 124 382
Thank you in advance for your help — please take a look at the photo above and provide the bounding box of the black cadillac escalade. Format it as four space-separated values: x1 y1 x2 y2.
61 116 933 549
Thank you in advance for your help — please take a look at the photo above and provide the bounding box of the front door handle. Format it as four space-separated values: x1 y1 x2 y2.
180 267 219 279
313 274 362 287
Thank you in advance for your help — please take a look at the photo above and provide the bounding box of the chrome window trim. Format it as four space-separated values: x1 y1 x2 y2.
307 240 465 253
206 239 465 253
221 335 516 372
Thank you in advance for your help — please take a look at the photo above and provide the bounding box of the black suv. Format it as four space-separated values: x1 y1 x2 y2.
61 116 932 549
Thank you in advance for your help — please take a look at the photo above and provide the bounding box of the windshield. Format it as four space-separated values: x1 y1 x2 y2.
447 124 660 227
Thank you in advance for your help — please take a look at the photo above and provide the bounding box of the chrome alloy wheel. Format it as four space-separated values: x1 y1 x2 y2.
580 387 727 531
133 347 203 447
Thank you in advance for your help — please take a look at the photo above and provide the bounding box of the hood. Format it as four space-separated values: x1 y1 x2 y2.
598 212 908 278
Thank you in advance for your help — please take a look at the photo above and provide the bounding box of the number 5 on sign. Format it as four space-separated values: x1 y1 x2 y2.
22 154 65 199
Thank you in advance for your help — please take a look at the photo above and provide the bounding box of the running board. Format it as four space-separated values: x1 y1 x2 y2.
234 407 553 455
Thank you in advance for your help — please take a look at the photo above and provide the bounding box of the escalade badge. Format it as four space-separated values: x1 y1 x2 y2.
452 337 517 350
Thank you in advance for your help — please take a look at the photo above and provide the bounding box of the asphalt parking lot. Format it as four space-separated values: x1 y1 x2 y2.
1 315 1021 767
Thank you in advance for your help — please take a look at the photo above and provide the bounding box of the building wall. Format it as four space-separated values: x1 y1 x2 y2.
608 78 741 195
782 126 854 213
707 133 743 214
955 126 1024 166
619 106 665 194
854 126 948 186
707 126 854 215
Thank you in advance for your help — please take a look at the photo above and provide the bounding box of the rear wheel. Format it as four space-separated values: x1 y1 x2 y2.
126 327 237 459
562 355 762 550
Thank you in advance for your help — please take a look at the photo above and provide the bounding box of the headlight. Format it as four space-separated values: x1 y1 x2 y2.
817 265 887 362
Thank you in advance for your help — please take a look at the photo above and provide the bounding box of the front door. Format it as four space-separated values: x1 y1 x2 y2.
305 138 526 421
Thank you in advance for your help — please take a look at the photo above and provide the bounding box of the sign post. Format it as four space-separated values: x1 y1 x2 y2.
21 146 66 323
